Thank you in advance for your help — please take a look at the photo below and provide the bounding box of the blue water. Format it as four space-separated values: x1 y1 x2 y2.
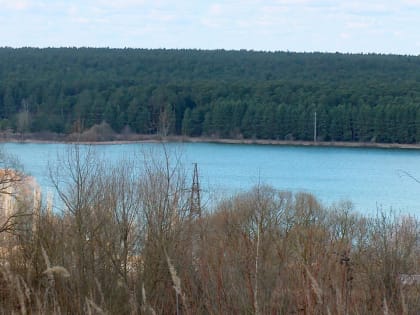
2 142 420 215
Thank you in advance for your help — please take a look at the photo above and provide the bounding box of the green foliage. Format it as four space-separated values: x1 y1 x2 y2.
1 48 420 143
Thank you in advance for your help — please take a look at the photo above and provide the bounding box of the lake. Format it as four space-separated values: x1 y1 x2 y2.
2 142 420 216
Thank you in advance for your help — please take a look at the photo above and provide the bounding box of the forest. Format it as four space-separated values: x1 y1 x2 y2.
1 47 420 143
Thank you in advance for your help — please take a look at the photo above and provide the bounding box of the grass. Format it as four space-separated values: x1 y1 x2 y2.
1 153 420 314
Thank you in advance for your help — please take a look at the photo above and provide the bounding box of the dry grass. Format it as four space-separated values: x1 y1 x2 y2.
1 150 420 314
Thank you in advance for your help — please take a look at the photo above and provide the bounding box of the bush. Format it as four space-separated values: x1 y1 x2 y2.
1 149 419 314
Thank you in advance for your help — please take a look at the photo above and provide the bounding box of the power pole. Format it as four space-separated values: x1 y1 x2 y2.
314 111 317 142
190 163 201 219
189 163 202 273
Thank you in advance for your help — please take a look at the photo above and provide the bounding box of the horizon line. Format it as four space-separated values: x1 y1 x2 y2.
0 46 418 57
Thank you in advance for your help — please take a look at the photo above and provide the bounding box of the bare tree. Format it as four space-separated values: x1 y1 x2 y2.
16 99 31 139
49 145 108 308
136 144 194 312
0 148 33 235
158 104 175 137
99 160 143 283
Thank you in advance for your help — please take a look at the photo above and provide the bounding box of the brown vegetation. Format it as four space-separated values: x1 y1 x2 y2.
4 129 420 151
0 145 419 314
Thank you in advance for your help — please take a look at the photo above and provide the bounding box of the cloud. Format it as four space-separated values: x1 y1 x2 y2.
209 3 222 15
90 0 147 10
0 0 418 54
345 18 376 30
339 2 393 16
0 0 31 10
273 0 321 5
200 3 235 29
147 9 175 22
402 0 420 5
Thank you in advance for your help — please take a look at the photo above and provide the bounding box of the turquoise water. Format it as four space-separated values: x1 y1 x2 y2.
2 142 420 215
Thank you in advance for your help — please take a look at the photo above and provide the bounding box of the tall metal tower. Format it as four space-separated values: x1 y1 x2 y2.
190 163 201 219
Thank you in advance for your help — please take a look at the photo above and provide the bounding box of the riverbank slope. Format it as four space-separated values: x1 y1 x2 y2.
2 131 420 149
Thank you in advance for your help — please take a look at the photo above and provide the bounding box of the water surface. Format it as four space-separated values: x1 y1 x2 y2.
3 142 420 215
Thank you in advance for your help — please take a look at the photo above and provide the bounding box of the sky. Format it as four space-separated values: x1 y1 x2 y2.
1 0 420 55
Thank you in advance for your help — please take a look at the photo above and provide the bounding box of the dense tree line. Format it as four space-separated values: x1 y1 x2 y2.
1 47 420 143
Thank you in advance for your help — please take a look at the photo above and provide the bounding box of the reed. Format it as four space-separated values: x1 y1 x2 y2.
0 147 419 314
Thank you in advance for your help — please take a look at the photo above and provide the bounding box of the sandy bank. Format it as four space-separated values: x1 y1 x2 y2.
1 133 420 149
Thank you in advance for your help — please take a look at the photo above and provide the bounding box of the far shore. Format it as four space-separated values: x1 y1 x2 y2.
2 132 420 150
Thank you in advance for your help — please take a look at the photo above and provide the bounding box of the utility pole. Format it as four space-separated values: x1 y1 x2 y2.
314 111 317 142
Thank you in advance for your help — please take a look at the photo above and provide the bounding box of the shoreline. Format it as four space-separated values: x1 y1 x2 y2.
186 137 420 150
2 133 420 149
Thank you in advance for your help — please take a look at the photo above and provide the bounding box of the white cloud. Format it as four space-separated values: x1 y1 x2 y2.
209 3 223 15
0 0 418 54
273 0 318 5
339 2 393 16
402 0 420 5
343 13 380 33
0 0 31 10
147 9 175 22
90 0 147 9
340 32 351 39
392 31 404 38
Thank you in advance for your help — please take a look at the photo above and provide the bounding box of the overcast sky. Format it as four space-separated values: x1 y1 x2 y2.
1 0 419 55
